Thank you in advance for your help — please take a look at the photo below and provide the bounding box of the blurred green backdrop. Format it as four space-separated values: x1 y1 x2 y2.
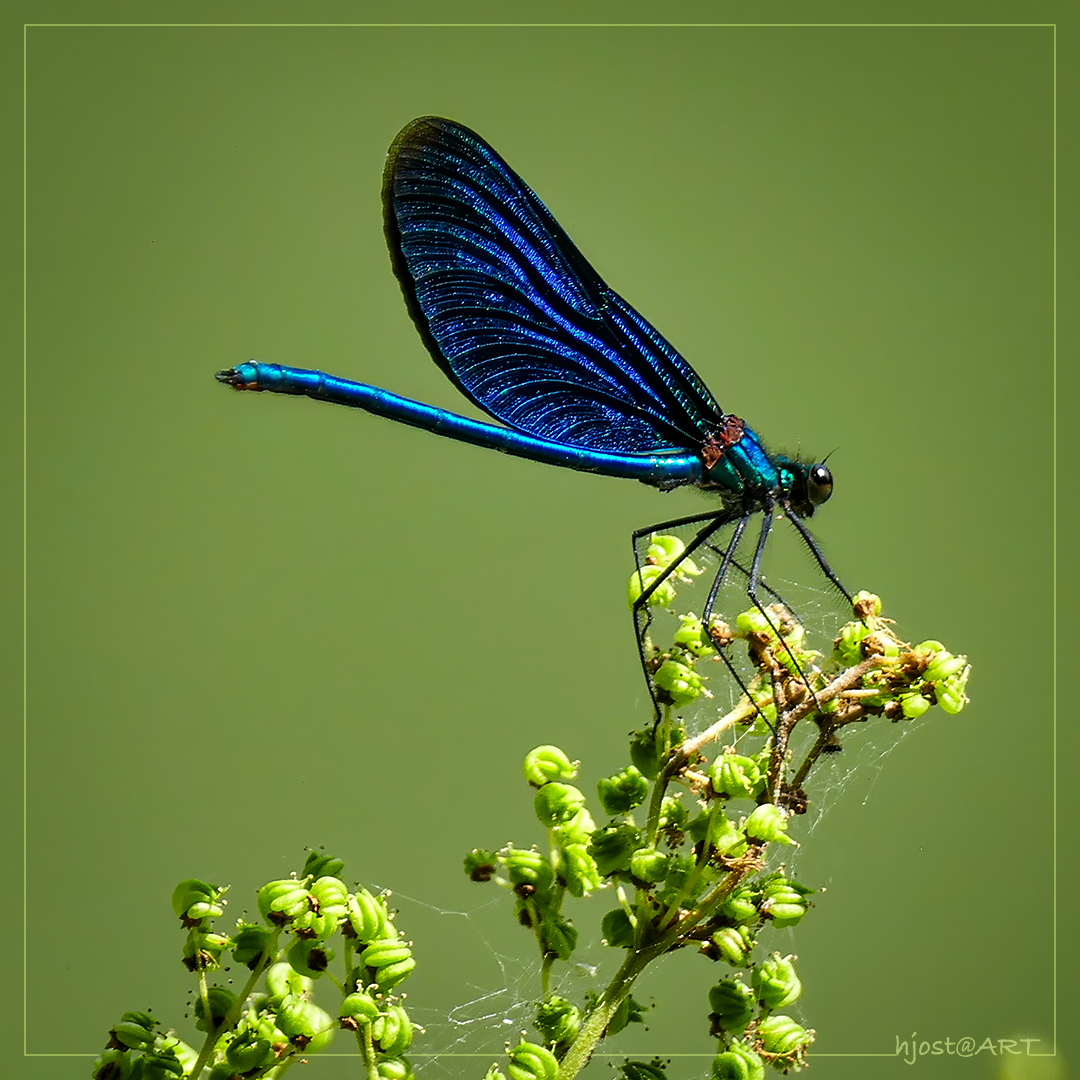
12 9 1060 1080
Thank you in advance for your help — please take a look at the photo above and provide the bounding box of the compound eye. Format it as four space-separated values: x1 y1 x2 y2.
807 463 833 505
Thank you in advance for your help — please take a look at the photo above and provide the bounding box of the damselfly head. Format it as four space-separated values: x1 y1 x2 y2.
785 460 834 517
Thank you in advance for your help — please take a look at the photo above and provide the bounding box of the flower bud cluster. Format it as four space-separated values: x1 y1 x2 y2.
832 593 971 721
461 582 967 1078
95 852 419 1080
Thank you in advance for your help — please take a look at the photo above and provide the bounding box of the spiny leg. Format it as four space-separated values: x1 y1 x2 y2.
631 509 743 716
741 508 826 720
631 508 735 545
694 515 783 734
785 507 852 604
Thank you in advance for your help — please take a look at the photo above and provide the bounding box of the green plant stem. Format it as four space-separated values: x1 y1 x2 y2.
655 804 723 931
541 951 556 999
187 935 279 1080
643 696 758 838
557 854 756 1080
358 1019 379 1079
555 946 658 1080
681 849 761 933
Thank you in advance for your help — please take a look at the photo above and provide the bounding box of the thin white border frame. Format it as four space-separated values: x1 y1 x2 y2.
21 19 1058 1071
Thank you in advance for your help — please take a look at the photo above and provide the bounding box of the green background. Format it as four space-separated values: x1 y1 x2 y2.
4 4 1072 1079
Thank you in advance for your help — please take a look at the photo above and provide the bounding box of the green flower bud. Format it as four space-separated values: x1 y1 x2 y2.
628 565 676 608
535 995 582 1047
654 658 707 706
292 906 339 942
504 849 555 893
110 1010 156 1050
257 878 310 926
658 794 688 833
171 879 225 921
134 1048 185 1080
851 590 882 617
463 849 499 883
193 987 236 1032
759 877 812 928
923 651 967 683
372 1003 414 1055
523 745 578 786
360 938 415 990
914 638 946 653
225 1032 273 1072
534 782 587 828
629 847 669 884
555 806 597 845
647 534 687 567
302 852 345 880
709 753 763 800
275 994 336 1052
374 957 416 990
743 804 794 845
601 907 636 948
735 608 772 636
340 990 379 1026
91 1049 129 1079
628 729 660 779
247 1008 288 1046
708 977 755 1034
711 1042 765 1080
287 937 333 978
310 875 348 916
751 952 802 1009
719 884 759 925
376 1056 416 1080
507 1041 559 1080
358 939 411 970
833 620 869 667
181 930 230 971
711 925 756 967
756 1014 812 1058
936 666 971 714
230 923 273 968
588 823 644 876
265 960 313 1002
899 692 932 719
674 613 715 657
656 853 709 907
597 766 650 815
560 843 602 897
345 888 391 943
164 1037 198 1076
539 913 578 961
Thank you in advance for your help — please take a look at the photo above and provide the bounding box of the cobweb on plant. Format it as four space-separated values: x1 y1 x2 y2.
364 888 621 1078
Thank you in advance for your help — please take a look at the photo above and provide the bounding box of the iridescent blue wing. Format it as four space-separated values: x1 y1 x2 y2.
383 117 726 455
